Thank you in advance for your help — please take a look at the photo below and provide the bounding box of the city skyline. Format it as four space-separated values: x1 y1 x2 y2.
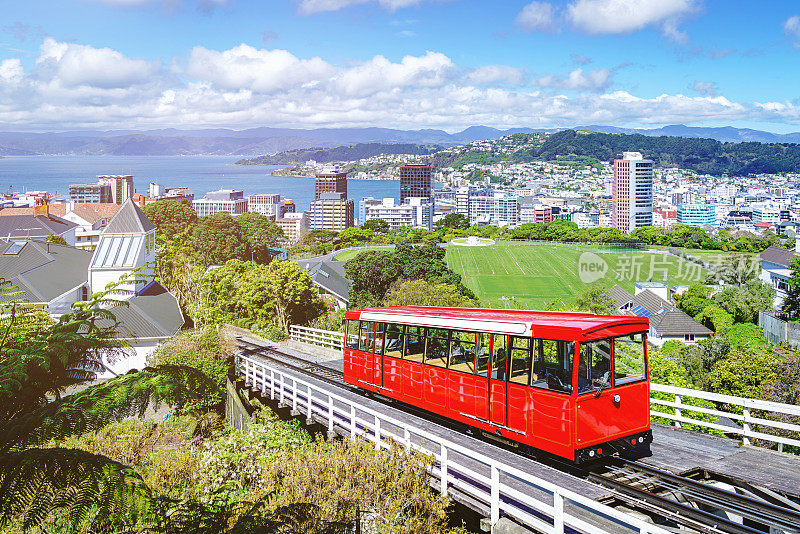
0 1 799 132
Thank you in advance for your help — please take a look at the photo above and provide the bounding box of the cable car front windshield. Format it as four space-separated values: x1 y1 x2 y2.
577 333 647 394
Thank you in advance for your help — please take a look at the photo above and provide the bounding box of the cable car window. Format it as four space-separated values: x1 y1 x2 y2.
346 320 359 349
491 334 508 380
509 337 532 385
476 333 491 377
373 322 385 355
358 321 372 351
449 331 476 374
425 328 449 368
384 324 404 358
614 333 646 386
536 339 574 394
404 326 425 362
577 339 612 394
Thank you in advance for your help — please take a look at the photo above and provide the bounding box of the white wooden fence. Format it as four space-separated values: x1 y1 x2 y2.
290 325 800 452
237 352 670 534
289 325 344 351
650 383 800 451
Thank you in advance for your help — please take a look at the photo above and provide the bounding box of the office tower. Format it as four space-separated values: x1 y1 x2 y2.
98 175 134 205
399 164 433 206
191 189 247 217
612 152 653 232
308 192 354 231
315 169 347 200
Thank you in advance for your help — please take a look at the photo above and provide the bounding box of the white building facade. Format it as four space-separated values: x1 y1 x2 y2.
612 152 653 232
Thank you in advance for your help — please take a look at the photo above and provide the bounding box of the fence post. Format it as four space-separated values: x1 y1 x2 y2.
261 363 266 395
350 405 357 439
490 465 500 527
306 384 313 420
742 406 751 446
328 396 335 435
279 373 285 406
292 378 297 411
674 394 682 428
404 427 411 450
440 444 448 497
374 415 381 450
553 492 564 534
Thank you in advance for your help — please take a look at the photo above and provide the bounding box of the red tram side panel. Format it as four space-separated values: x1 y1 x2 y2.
342 306 653 463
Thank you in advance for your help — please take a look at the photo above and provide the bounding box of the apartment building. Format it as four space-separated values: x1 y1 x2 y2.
363 197 433 230
191 189 248 217
612 152 653 232
308 192 354 231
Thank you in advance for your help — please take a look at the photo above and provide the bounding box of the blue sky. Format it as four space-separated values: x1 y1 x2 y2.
0 0 799 132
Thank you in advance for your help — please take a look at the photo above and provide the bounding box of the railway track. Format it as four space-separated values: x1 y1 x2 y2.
235 337 800 534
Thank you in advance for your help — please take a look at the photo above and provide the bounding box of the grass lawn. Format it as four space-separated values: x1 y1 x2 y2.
445 242 709 310
334 245 395 261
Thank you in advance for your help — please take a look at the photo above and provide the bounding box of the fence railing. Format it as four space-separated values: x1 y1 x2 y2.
290 325 344 351
650 383 800 451
236 352 670 534
759 311 800 347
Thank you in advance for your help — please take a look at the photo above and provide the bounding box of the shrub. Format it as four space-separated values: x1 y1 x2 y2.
148 327 233 412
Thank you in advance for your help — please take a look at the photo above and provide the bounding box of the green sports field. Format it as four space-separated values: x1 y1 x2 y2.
445 242 709 309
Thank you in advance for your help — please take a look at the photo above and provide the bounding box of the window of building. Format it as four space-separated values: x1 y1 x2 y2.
615 333 646 386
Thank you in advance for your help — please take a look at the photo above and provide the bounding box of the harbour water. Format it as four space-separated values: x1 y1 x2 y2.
0 155 401 212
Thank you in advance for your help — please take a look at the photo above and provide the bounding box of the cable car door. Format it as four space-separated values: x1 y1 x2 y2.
488 334 508 427
475 333 490 420
372 322 384 388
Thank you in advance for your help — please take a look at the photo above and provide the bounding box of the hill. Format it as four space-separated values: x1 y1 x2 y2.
434 130 800 176
235 143 442 165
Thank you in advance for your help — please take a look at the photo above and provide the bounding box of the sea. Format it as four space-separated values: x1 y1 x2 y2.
0 155 401 212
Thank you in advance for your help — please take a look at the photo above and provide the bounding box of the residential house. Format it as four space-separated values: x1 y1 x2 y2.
759 245 796 309
296 257 351 309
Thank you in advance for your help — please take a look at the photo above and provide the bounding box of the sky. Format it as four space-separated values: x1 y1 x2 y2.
0 0 799 133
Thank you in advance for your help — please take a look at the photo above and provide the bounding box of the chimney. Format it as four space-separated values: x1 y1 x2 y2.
33 197 50 219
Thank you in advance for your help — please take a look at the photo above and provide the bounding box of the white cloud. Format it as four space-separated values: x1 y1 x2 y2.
332 51 454 96
570 53 592 65
515 2 556 32
2 38 800 132
692 81 717 97
566 0 696 43
183 45 335 92
35 38 159 89
537 68 612 91
298 0 423 15
465 65 526 86
784 15 800 45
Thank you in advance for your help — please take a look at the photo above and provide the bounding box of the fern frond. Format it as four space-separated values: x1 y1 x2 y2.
0 448 152 530
1 365 221 452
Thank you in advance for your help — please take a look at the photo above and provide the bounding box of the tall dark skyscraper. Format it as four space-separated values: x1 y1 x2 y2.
315 170 348 200
399 164 433 205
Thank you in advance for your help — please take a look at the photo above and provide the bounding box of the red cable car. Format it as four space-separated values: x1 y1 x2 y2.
343 306 652 463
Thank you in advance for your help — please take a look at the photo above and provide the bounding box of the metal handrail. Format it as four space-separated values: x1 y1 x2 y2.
237 352 669 534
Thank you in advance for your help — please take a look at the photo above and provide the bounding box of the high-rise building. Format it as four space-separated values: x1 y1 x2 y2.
612 152 653 232
69 183 113 204
363 197 433 231
399 164 433 206
308 192 354 231
98 175 134 205
315 169 347 200
677 204 716 227
191 189 248 217
358 197 383 225
276 211 309 244
247 194 282 220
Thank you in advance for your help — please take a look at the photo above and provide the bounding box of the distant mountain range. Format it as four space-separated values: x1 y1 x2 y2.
0 124 799 156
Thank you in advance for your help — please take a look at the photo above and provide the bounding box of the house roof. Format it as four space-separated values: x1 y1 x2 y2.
759 245 795 268
103 199 156 234
69 204 120 224
606 285 712 336
103 281 183 339
0 214 78 239
0 239 90 302
0 204 69 217
297 258 351 303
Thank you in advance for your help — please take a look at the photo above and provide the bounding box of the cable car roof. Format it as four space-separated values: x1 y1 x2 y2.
345 306 648 341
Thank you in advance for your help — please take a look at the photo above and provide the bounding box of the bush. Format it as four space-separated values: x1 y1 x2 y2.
148 327 233 413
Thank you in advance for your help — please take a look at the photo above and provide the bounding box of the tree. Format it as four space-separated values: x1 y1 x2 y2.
142 199 197 238
575 282 616 314
384 280 479 307
262 260 326 333
344 250 401 308
695 304 734 333
707 350 780 398
674 284 713 317
236 212 284 264
782 256 800 320
716 280 775 324
336 227 373 246
191 212 249 266
0 282 219 531
44 234 67 245
361 218 390 235
435 213 470 230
